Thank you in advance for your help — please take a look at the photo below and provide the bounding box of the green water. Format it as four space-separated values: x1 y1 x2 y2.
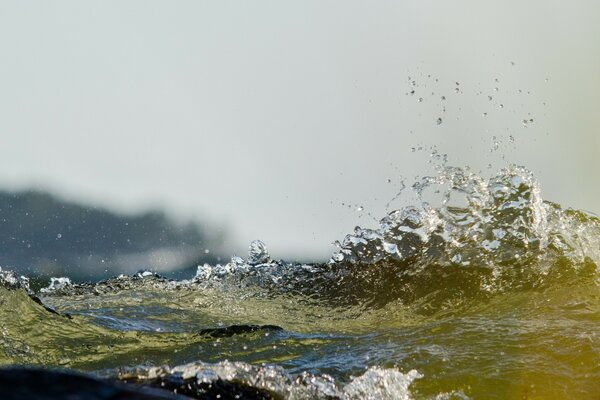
1 165 599 399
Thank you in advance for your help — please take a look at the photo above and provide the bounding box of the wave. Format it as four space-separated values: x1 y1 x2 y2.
1 165 600 398
5 165 600 318
35 165 595 312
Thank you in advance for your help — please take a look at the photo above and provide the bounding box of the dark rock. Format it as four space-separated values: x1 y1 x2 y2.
0 367 188 399
198 324 283 339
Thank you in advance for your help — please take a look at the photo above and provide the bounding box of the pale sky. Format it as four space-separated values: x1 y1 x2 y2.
1 1 599 260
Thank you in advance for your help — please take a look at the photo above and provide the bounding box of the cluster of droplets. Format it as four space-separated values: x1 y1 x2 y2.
331 165 599 272
405 70 543 128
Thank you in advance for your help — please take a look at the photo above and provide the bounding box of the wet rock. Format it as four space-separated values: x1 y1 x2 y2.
198 324 283 339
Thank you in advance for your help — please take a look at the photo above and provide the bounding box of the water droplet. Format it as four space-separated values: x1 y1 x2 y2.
482 112 488 117
204 249 210 254
494 87 499 92
436 117 443 125
454 88 460 93
521 118 534 127
231 256 245 265
248 240 270 265
441 96 446 101
499 104 504 108
488 96 493 101
331 252 344 262
418 97 423 103
56 233 62 239
383 242 398 254
356 206 364 212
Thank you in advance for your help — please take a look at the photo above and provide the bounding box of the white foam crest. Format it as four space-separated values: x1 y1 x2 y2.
116 361 421 400
331 165 600 271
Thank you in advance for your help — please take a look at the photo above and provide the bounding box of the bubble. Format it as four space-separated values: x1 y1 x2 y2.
418 97 423 103
436 117 443 125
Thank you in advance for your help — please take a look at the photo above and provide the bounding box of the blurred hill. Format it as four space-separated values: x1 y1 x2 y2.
0 190 227 281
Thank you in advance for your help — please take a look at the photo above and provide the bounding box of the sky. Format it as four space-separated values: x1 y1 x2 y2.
0 1 599 260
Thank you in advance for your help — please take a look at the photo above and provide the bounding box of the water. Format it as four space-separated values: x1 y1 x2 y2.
1 166 600 399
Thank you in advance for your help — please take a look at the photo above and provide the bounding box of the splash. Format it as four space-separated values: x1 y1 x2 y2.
332 164 600 272
113 360 421 400
1 165 600 398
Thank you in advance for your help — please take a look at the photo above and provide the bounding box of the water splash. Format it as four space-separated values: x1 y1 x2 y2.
112 360 421 400
331 165 600 276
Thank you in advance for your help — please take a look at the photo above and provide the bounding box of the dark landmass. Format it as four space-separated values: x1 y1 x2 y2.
0 190 227 281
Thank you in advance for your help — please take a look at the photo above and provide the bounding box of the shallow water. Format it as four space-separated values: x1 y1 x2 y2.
1 166 599 399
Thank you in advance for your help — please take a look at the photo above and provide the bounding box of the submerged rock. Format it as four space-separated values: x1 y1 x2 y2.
198 324 283 339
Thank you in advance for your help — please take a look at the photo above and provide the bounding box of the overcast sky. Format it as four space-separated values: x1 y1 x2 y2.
1 1 599 260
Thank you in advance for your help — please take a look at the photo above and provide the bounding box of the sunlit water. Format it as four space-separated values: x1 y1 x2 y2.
1 165 599 399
